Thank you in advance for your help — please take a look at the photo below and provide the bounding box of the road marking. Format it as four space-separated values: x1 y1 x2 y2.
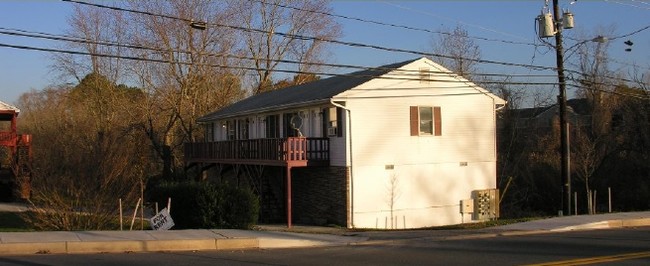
523 251 650 266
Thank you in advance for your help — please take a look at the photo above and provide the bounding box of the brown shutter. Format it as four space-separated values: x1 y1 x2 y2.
434 106 442 136
410 106 418 136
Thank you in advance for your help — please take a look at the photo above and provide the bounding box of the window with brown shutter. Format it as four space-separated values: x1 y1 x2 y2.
410 106 442 136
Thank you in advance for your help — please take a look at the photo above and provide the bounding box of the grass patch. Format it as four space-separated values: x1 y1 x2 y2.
345 217 546 232
0 211 153 231
0 212 33 232
429 217 544 230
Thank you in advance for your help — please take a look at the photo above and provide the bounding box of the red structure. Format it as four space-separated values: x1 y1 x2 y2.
0 101 32 201
184 137 330 228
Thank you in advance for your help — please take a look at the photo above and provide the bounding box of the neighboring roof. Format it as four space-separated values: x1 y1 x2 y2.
197 59 414 122
0 100 20 113
566 98 590 115
510 106 548 119
510 98 590 119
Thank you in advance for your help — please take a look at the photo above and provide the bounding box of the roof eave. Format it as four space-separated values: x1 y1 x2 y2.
197 98 331 123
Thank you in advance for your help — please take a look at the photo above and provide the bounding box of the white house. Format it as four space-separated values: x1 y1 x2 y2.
185 57 506 229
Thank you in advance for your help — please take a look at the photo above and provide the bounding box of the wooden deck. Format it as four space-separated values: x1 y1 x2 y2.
184 137 329 167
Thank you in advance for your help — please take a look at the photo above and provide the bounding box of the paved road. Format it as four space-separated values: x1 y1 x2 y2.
3 227 649 266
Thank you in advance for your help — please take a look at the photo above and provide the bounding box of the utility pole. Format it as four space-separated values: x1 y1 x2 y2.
552 0 571 216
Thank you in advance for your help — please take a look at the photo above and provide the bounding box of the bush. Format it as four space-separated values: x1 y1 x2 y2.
148 181 258 229
220 185 260 229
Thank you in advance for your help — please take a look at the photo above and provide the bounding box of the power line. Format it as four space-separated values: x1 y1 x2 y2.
0 41 564 87
2 41 645 100
61 0 560 73
567 82 650 101
0 27 559 80
4 25 640 89
379 1 531 42
605 0 650 10
248 0 541 48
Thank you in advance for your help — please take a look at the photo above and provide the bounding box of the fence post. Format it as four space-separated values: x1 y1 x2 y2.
119 198 123 231
574 192 577 216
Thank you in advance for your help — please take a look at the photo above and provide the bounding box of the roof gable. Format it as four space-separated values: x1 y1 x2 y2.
197 59 414 122
198 57 505 122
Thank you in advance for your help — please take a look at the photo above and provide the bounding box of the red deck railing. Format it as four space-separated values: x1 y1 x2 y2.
184 137 329 166
0 131 16 146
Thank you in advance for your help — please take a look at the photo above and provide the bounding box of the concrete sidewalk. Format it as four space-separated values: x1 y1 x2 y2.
0 228 369 255
0 211 648 255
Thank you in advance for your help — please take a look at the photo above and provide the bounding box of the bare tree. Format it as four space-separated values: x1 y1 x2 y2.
570 29 618 213
234 0 341 94
385 172 400 229
430 25 481 80
52 5 128 83
124 0 245 178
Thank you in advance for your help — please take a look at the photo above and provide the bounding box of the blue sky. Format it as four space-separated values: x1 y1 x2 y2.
1 1 648 105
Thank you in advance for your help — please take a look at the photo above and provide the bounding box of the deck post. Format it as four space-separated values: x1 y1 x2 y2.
286 166 292 228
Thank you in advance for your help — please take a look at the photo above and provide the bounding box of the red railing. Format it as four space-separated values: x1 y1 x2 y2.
0 131 16 146
184 137 329 166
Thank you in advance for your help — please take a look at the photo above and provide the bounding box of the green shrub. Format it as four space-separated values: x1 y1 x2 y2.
148 181 258 229
220 185 260 229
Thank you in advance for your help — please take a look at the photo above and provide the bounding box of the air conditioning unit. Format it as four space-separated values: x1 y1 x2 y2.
327 127 337 136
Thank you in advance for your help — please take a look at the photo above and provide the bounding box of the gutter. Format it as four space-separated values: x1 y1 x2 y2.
197 99 331 123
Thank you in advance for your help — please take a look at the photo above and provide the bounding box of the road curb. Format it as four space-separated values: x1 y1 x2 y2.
609 218 650 228
0 242 67 255
0 237 260 255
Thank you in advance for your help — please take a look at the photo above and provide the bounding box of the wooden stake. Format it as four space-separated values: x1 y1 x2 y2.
608 187 612 213
119 198 123 231
130 198 141 231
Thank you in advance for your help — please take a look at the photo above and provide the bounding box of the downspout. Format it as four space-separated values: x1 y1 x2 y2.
493 98 507 193
330 99 354 228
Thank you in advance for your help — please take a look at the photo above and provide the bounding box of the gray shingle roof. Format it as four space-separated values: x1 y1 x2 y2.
197 59 416 122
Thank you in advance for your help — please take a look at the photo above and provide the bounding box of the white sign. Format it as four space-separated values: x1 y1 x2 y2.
150 208 175 230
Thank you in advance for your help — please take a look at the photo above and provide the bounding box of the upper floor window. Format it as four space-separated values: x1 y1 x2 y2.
410 106 441 136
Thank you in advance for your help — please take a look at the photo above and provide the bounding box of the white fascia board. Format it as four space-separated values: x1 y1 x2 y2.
198 99 331 123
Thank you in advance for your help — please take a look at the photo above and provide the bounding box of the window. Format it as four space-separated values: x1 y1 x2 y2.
419 107 433 134
283 112 299 137
206 122 214 142
410 106 441 136
226 120 235 140
323 107 342 137
265 114 280 138
237 119 249 140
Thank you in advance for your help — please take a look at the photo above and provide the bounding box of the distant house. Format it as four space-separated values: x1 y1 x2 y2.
505 98 591 136
0 100 31 201
185 57 506 229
